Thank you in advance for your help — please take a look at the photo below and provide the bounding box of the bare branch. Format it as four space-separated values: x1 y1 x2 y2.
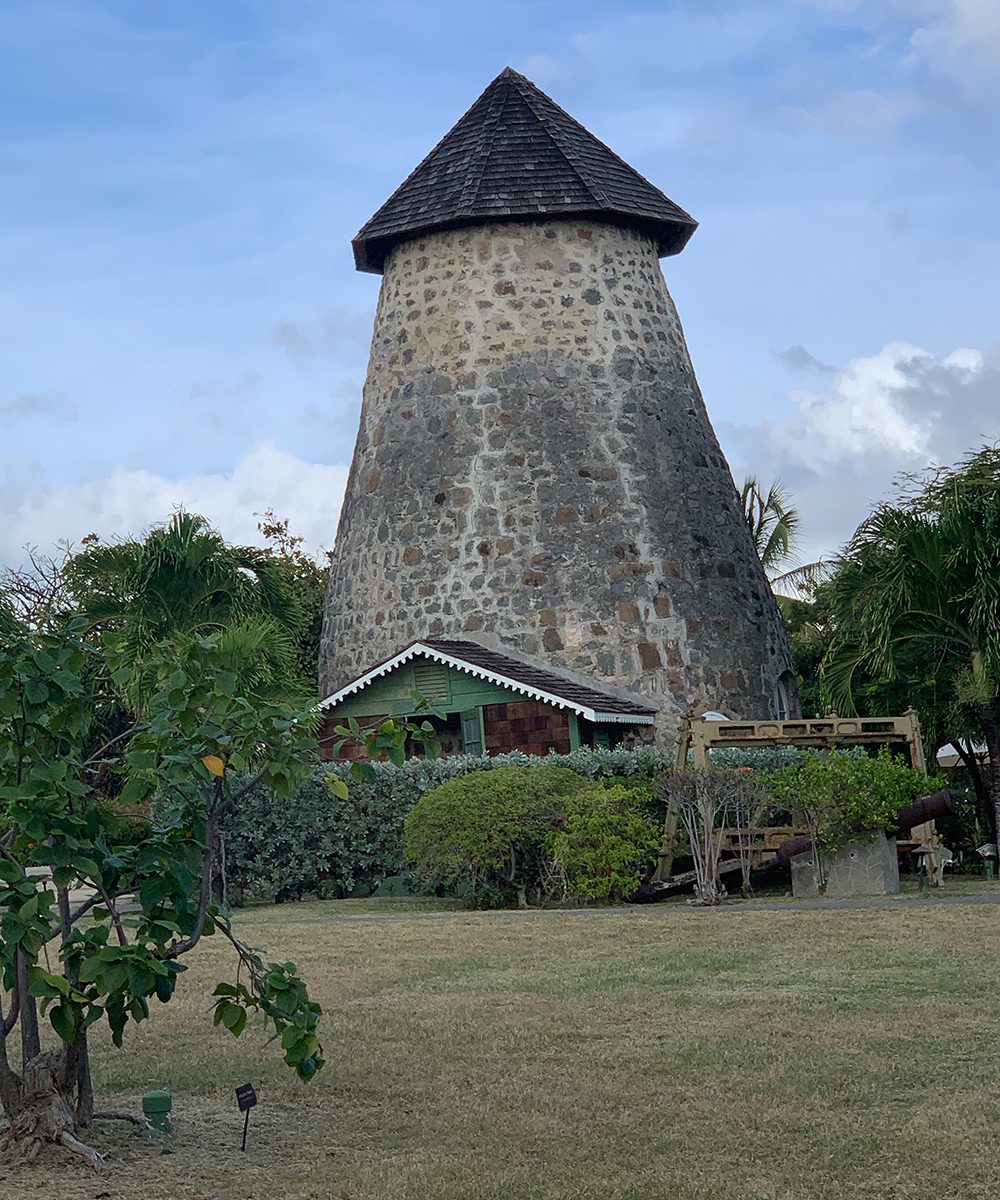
93 881 128 948
92 1110 145 1128
1 985 21 1039
162 819 216 960
82 723 141 770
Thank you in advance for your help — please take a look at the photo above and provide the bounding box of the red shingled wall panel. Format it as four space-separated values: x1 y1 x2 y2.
483 701 571 756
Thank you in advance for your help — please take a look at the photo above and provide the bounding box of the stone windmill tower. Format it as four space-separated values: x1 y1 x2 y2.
320 68 796 739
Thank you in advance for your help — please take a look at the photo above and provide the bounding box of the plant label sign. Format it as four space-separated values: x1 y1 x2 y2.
235 1082 258 1112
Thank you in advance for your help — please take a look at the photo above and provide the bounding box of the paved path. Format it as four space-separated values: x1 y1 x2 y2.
243 890 1000 925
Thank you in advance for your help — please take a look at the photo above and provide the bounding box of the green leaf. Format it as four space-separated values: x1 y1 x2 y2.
119 775 153 806
296 1056 319 1082
50 1003 79 1043
327 777 350 801
28 968 70 999
220 1002 247 1037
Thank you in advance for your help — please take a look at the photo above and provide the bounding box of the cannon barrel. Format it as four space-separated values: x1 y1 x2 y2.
774 788 956 866
774 835 812 867
894 788 955 834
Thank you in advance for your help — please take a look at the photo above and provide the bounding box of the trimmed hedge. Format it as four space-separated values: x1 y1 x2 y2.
404 766 585 907
223 746 670 903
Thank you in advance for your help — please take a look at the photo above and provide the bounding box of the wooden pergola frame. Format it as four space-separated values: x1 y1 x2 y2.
655 709 929 881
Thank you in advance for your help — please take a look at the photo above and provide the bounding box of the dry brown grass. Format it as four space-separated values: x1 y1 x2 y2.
4 900 1000 1200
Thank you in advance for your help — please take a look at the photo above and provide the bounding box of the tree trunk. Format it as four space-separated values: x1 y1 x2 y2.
55 887 95 1129
15 952 40 1064
2 889 102 1166
0 1050 105 1169
979 704 1000 853
0 1030 21 1121
956 740 996 842
72 1035 94 1128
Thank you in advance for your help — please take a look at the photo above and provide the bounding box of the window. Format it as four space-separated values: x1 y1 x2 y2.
772 671 795 720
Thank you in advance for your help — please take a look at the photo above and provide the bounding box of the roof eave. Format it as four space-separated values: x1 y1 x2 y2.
318 640 656 724
353 209 699 275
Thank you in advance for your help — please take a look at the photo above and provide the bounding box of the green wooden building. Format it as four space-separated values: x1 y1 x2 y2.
318 638 656 760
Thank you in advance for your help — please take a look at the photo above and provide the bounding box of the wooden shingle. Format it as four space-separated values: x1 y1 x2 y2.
353 67 697 273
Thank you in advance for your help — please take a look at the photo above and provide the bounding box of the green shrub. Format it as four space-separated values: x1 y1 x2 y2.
767 749 940 851
223 746 671 904
546 784 661 903
403 766 584 907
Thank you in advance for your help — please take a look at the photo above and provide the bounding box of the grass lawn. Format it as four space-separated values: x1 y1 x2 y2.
5 892 1000 1200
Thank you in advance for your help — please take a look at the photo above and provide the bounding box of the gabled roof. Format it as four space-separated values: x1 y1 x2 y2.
318 638 657 725
353 67 697 273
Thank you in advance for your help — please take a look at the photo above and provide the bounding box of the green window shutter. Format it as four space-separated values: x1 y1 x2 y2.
461 709 484 756
412 659 450 704
593 728 611 750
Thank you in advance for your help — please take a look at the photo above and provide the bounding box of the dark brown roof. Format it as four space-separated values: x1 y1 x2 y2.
420 638 657 719
353 67 698 273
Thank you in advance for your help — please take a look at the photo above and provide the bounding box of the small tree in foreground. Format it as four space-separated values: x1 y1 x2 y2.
656 768 767 905
0 619 324 1168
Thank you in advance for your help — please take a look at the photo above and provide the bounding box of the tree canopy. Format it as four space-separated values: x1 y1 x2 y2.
821 445 1000 838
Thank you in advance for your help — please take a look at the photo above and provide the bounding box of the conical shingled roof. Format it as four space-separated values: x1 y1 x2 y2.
352 67 698 273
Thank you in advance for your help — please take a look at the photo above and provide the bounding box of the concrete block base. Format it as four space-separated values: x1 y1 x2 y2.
824 832 900 899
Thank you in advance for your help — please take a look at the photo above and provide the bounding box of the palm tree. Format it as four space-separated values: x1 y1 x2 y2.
741 475 833 599
740 476 800 575
66 511 310 708
823 446 1000 836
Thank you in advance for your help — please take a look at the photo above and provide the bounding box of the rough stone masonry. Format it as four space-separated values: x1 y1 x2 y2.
319 70 796 742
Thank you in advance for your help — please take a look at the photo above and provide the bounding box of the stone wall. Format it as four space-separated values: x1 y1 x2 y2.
320 218 796 741
482 701 572 756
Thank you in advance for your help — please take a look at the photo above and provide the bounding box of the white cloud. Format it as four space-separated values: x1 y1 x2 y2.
1 393 76 422
792 341 941 459
722 339 1000 560
0 442 349 565
272 309 372 361
908 0 1000 72
517 54 565 83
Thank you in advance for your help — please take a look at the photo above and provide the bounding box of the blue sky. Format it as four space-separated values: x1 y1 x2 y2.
2 0 998 565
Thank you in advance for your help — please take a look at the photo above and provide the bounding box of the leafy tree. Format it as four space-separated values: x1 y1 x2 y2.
0 619 324 1167
767 749 939 854
823 446 1000 841
255 509 331 683
779 579 992 836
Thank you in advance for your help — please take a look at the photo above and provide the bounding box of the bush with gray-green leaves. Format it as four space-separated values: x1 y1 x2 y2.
223 745 669 903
